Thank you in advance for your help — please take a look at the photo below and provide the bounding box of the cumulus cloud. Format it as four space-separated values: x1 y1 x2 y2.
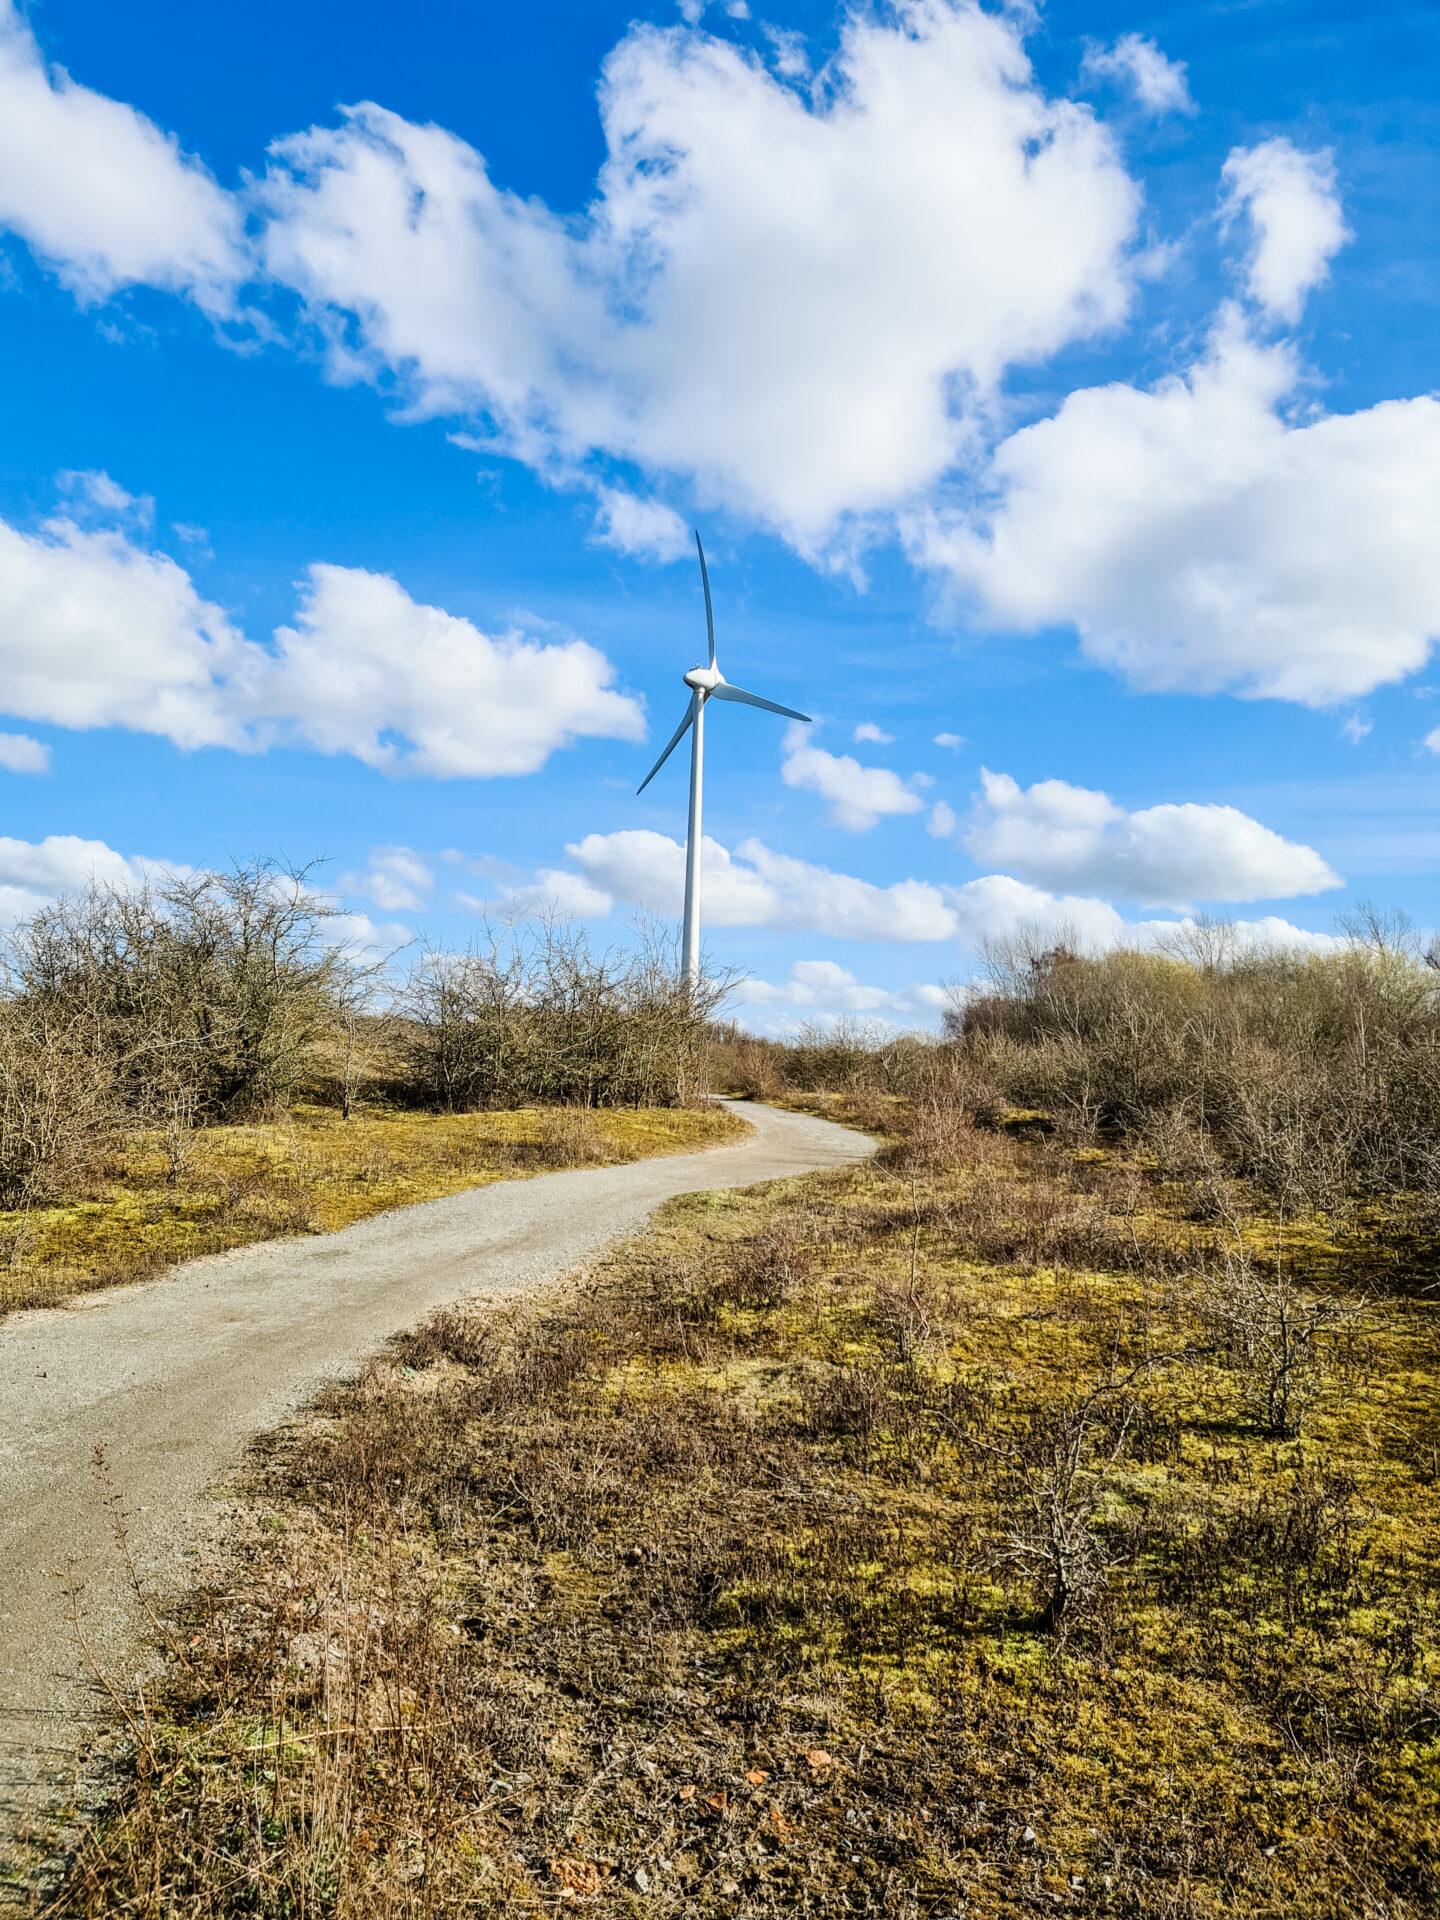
0 0 242 309
853 722 893 745
593 488 692 561
928 800 957 838
0 832 162 924
484 824 1340 962
256 2 1138 549
1221 139 1349 323
737 960 948 1021
0 494 644 776
347 845 433 912
481 868 618 921
943 873 1333 957
0 506 257 747
966 768 1340 907
324 911 416 960
934 732 964 750
261 565 644 776
917 320 1440 706
0 733 49 773
0 3 1147 564
1081 34 1194 115
780 726 925 831
566 830 961 942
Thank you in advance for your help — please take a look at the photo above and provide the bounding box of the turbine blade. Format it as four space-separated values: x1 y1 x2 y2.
636 694 697 793
695 530 717 669
710 682 812 724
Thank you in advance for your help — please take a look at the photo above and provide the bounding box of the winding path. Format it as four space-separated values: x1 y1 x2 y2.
0 1101 872 1856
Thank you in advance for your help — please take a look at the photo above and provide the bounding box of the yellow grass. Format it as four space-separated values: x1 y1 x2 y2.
0 1103 749 1317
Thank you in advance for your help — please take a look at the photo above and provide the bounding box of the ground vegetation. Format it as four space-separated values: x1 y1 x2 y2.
46 1081 1440 1917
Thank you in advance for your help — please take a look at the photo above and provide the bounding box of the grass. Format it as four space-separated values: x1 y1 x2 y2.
0 1104 749 1317
39 1111 1440 1917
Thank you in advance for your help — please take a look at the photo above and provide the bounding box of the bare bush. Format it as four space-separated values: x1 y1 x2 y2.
402 921 724 1110
0 997 119 1208
712 1032 787 1100
1197 1236 1348 1438
9 859 356 1128
978 1375 1151 1633
951 930 1440 1210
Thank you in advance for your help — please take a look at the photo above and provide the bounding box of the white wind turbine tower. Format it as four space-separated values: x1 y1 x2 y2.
638 531 811 988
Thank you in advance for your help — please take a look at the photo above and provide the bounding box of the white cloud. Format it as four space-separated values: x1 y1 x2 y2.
257 2 1139 549
737 960 947 1020
593 488 692 562
945 872 1125 951
0 832 162 925
918 318 1440 706
928 799 957 838
1342 713 1372 744
780 725 925 831
324 910 416 960
0 0 242 309
58 468 154 528
0 493 644 777
763 27 809 79
0 832 417 951
480 868 618 921
1081 34 1194 115
261 564 645 777
0 507 257 747
966 768 1340 908
853 722 893 745
497 824 1339 962
934 732 964 750
0 733 49 773
567 830 961 942
1221 139 1349 323
943 873 1333 958
347 845 433 912
1423 727 1440 757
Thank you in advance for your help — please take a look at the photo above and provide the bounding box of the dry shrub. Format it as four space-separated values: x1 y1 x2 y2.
532 1106 603 1167
877 1100 1013 1175
1197 1239 1353 1437
716 1035 787 1100
14 860 352 1126
0 999 119 1207
719 1227 813 1308
957 925 1440 1210
402 921 724 1111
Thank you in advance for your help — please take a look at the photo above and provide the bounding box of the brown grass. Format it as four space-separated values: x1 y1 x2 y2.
39 1113 1440 1918
0 1104 748 1317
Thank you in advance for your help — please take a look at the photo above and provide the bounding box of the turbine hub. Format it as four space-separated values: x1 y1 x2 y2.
683 664 724 692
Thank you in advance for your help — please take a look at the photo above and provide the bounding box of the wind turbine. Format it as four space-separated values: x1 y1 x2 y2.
638 532 810 987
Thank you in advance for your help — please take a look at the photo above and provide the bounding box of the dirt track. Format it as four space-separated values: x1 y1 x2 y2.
0 1101 871 1856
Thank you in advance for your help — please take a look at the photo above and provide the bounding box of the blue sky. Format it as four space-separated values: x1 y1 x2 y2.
0 0 1437 1028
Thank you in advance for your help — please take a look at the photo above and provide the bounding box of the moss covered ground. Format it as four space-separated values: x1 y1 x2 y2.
43 1112 1440 1917
0 1104 747 1317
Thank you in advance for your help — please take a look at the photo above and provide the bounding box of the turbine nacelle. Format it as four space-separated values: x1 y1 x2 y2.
683 665 725 692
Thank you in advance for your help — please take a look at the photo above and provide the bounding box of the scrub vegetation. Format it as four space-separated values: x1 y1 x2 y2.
46 919 1440 1917
0 862 731 1316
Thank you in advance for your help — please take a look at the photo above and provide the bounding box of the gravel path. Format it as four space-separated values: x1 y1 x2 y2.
0 1102 871 1854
